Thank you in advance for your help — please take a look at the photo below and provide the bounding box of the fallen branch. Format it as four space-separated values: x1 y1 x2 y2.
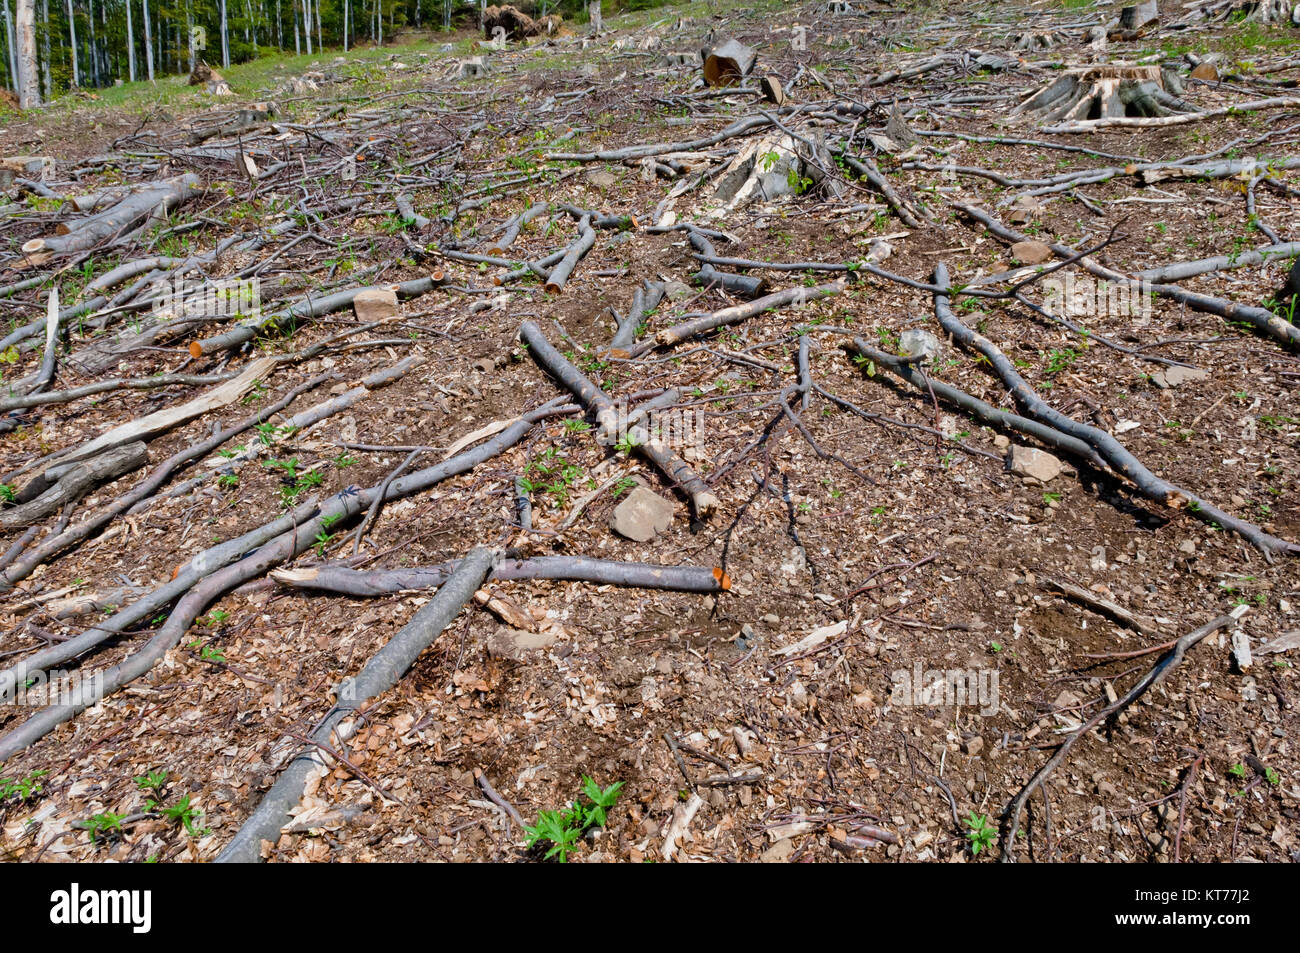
215 547 496 863
0 442 149 531
1001 607 1248 861
1 374 331 589
636 280 847 355
932 263 1298 558
272 555 728 596
520 320 719 518
956 204 1300 350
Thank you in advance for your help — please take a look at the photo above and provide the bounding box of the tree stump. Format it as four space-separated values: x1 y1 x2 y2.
1011 65 1198 124
1195 0 1294 23
701 39 757 87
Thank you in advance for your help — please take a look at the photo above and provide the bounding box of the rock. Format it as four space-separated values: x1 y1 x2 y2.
1151 366 1209 389
963 735 984 756
993 434 1011 450
898 328 941 362
1178 539 1197 555
1010 240 1053 265
788 680 809 709
1007 196 1043 225
587 169 617 190
1053 689 1081 711
1007 445 1063 483
1231 630 1253 671
609 487 674 541
663 280 693 301
760 837 795 862
487 627 558 659
1190 62 1218 82
885 101 916 149
352 288 398 321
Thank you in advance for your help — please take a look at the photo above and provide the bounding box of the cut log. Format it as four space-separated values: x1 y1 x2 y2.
760 75 786 106
272 556 728 597
188 59 233 95
1011 65 1198 124
21 173 203 256
483 4 562 41
0 443 149 530
702 39 757 87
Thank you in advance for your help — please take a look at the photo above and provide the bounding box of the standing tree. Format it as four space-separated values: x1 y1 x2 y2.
142 0 154 80
15 0 39 107
125 0 137 82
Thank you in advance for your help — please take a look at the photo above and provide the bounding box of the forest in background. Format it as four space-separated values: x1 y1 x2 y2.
0 0 672 103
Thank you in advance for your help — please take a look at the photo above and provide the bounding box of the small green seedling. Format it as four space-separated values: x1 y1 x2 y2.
134 769 168 792
149 794 210 837
82 812 125 842
964 811 997 856
0 770 47 803
524 776 623 863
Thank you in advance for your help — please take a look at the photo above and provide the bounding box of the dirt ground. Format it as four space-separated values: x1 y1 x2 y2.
1 0 1299 863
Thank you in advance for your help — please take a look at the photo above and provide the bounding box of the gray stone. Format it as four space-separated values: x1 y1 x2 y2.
898 328 941 362
1007 445 1063 483
1231 630 1253 671
587 169 617 190
609 487 674 541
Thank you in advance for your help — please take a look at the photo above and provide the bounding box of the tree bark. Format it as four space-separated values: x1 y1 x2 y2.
13 0 36 108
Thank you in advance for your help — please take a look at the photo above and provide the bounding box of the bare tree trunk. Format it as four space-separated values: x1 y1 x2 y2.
85 0 97 86
302 0 311 54
343 0 348 51
4 0 21 93
64 0 78 87
13 0 36 107
125 0 136 81
185 0 195 72
39 0 48 100
220 0 230 67
141 0 153 80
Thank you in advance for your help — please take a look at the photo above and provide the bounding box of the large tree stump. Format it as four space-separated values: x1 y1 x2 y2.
483 4 562 42
701 39 757 87
1195 0 1294 23
1011 65 1198 124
